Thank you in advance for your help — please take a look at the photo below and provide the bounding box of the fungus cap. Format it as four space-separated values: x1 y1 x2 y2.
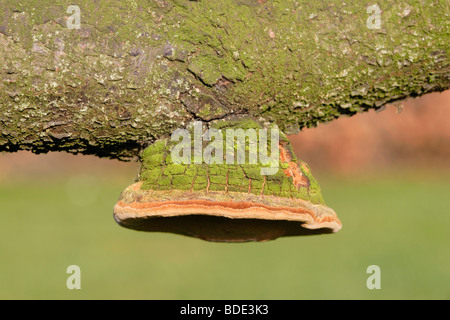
113 120 342 242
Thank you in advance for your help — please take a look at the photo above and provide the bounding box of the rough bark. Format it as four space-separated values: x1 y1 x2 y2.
0 0 448 160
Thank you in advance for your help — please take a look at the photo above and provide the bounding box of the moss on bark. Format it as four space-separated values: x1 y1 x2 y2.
0 0 448 159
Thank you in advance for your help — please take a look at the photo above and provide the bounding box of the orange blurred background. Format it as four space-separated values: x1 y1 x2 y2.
0 90 449 180
290 90 450 174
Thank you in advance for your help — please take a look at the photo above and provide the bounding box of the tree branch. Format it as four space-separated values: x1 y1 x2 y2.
0 0 448 160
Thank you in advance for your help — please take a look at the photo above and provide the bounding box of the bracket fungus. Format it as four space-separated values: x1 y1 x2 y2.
114 118 341 242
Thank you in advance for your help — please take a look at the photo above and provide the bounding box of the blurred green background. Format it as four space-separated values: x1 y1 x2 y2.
1 92 449 299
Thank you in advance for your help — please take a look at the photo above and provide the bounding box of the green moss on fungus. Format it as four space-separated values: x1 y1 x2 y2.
138 118 327 204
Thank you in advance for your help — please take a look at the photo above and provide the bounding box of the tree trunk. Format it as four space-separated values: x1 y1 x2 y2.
1 0 448 160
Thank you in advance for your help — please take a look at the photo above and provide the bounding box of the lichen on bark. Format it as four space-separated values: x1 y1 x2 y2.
0 0 448 160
